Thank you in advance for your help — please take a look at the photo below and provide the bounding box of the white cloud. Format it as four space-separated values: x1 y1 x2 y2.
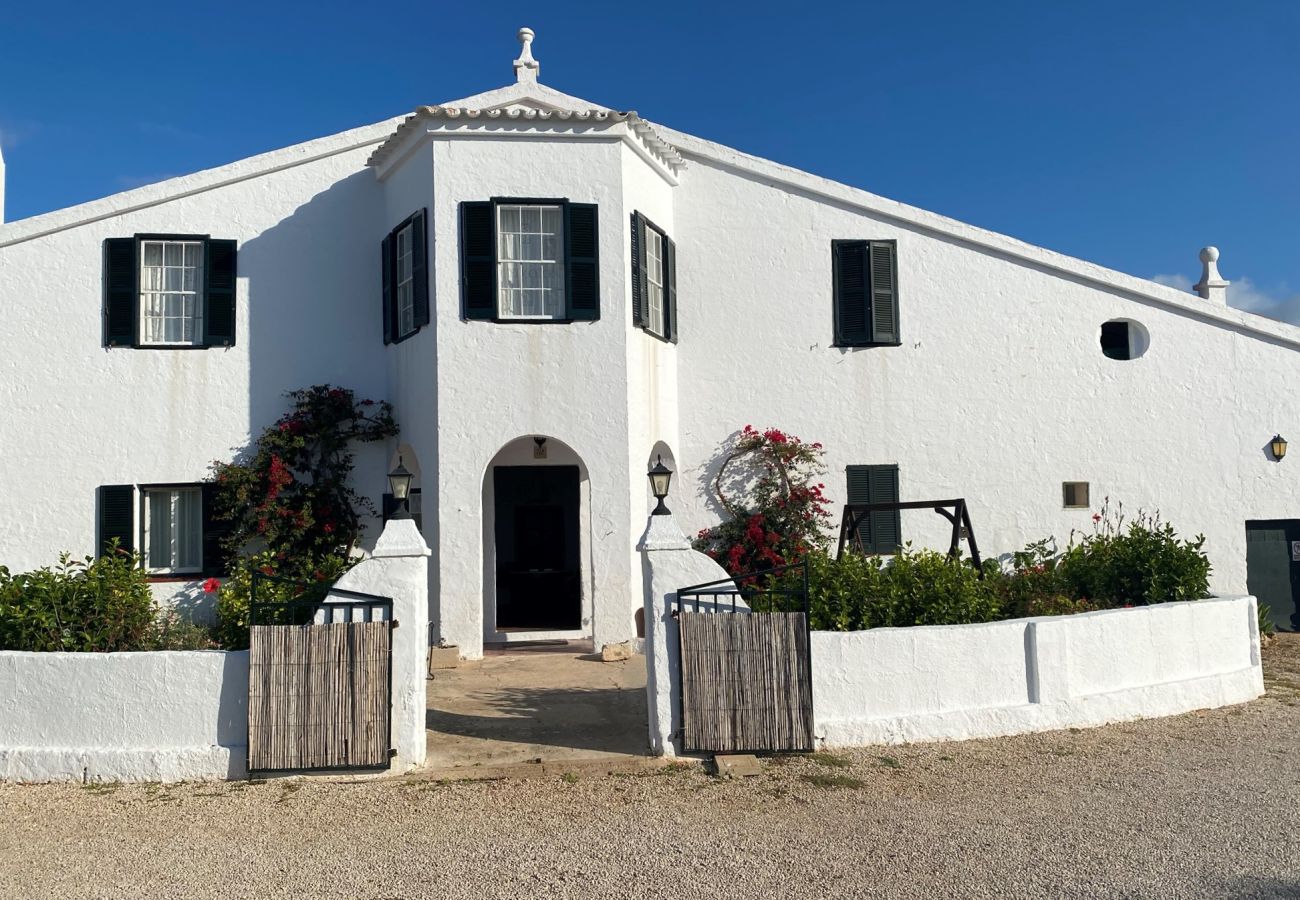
1151 272 1300 326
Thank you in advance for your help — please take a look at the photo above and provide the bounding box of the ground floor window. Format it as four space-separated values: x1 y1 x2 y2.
143 486 203 574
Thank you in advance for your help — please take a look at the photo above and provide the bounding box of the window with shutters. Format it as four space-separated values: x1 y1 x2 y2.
142 486 203 574
630 211 676 342
846 464 902 554
395 223 415 336
381 210 429 344
497 204 566 319
140 240 204 345
103 234 237 348
459 199 600 323
832 239 899 347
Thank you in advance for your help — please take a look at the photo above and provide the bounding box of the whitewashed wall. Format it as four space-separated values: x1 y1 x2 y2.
662 130 1300 595
417 132 642 657
0 120 401 583
0 650 248 782
813 595 1264 747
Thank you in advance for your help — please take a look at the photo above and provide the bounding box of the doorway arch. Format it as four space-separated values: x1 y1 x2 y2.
481 436 593 644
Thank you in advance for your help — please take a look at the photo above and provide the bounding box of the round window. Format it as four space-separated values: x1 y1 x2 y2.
1100 319 1149 360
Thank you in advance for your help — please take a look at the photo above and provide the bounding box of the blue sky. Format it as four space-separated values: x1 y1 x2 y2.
2 1 1297 321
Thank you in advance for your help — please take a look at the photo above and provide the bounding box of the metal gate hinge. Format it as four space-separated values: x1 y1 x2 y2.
390 620 399 629
389 748 398 758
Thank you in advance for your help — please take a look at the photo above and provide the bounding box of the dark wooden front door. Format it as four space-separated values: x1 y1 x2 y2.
493 466 581 631
1246 520 1300 633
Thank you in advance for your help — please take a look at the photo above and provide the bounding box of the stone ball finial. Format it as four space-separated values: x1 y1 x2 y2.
514 26 539 82
1200 246 1220 264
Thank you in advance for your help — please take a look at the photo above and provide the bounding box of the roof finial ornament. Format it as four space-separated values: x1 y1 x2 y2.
514 27 540 84
1194 246 1229 304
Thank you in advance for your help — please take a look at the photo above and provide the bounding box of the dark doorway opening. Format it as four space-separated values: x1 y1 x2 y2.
1246 520 1300 633
494 466 581 631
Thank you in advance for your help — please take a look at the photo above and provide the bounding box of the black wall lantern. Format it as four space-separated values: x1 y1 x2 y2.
388 457 414 519
1271 434 1288 461
648 455 673 515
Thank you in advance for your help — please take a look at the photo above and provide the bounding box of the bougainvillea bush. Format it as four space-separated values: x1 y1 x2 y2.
693 426 833 574
209 385 398 648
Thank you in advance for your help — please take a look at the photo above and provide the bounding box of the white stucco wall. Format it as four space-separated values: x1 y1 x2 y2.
812 595 1264 747
0 649 249 782
664 141 1300 593
0 121 399 582
2 71 1297 658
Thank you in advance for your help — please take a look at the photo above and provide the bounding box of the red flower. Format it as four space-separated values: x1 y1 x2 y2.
1092 513 1102 524
201 577 221 594
260 566 275 576
323 523 335 534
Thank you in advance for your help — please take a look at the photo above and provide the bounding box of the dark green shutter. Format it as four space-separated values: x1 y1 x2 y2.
664 235 678 343
98 484 135 557
869 240 899 343
846 464 901 554
566 203 599 321
832 240 869 345
201 482 232 576
381 232 394 343
204 239 237 347
630 212 647 328
104 238 138 347
411 209 430 330
460 202 495 320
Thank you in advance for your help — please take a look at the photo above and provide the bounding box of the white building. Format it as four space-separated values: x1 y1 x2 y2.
0 28 1296 657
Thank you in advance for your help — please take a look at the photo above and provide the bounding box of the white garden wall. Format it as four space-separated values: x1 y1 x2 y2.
812 595 1265 747
0 650 249 782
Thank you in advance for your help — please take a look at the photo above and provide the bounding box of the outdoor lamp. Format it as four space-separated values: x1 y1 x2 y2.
1271 435 1288 461
648 455 673 516
388 458 414 519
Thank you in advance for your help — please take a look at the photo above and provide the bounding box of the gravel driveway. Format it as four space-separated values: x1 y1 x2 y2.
2 635 1298 900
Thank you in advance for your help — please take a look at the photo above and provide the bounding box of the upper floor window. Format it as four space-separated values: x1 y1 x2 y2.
381 209 428 345
140 240 204 345
832 239 898 346
497 204 566 319
103 234 237 348
460 199 600 323
630 211 677 342
395 223 416 335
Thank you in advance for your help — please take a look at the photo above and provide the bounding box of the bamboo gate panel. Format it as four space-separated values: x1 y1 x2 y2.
678 611 814 753
247 621 391 772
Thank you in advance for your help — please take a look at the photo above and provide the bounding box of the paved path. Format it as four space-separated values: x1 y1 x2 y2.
425 647 648 773
1 636 1298 899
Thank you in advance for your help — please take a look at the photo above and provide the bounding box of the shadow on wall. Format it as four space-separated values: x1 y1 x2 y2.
216 650 251 778
239 169 388 433
234 168 392 546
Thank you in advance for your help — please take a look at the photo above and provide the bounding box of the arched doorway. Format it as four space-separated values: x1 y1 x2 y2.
481 436 592 644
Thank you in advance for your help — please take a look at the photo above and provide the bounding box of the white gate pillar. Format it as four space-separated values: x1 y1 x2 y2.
638 513 736 757
331 518 431 771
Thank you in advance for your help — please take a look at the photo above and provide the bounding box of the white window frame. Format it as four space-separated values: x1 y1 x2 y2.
142 486 203 575
139 239 205 347
644 225 666 338
395 222 416 337
496 203 566 321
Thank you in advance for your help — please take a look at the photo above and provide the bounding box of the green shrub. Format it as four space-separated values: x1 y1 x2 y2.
784 546 1002 631
148 609 219 650
213 551 354 650
1056 503 1210 606
0 545 156 652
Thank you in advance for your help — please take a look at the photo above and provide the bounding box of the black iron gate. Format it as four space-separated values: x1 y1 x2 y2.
674 562 814 753
247 574 396 774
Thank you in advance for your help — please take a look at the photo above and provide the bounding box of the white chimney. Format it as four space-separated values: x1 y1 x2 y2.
1194 246 1229 304
513 27 540 84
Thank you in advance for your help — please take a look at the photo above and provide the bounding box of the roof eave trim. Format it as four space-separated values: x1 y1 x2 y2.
651 123 1300 350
